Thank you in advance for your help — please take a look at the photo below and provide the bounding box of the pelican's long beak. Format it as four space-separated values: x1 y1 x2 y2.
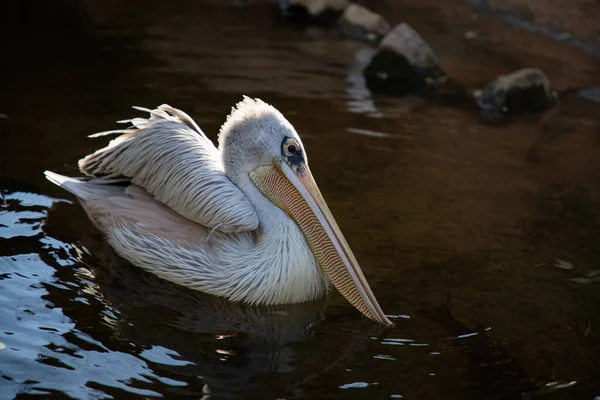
250 159 393 326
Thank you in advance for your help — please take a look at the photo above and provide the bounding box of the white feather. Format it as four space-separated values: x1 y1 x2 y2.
46 172 329 305
46 98 331 305
79 104 259 233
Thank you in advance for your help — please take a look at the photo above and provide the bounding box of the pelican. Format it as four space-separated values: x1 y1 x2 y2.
45 97 392 326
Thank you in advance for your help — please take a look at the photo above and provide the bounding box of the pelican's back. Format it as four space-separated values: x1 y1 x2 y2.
78 105 259 233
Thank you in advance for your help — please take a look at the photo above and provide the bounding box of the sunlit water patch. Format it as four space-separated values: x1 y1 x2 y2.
0 191 196 398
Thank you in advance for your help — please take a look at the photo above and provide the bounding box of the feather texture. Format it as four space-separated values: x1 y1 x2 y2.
44 171 330 305
45 99 334 307
78 105 259 233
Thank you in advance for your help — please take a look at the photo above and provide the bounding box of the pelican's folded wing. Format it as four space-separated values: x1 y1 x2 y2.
78 105 259 233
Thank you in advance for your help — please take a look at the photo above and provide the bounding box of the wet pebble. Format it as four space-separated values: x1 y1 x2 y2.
578 87 600 103
339 382 370 389
337 4 390 44
464 30 478 39
569 269 600 284
570 277 594 284
276 0 349 26
475 68 555 116
363 23 446 95
586 269 600 278
554 259 574 270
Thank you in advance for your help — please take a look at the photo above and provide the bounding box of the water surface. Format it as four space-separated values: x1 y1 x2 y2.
1 0 600 399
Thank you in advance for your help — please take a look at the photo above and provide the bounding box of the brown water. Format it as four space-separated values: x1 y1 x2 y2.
1 0 600 399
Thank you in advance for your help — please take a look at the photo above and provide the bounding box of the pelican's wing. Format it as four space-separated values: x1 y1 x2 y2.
78 105 259 233
45 171 211 242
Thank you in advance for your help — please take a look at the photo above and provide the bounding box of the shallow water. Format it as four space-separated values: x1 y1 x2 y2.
1 0 600 399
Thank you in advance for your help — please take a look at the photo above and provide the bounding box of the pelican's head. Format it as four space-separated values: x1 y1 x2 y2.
218 97 392 326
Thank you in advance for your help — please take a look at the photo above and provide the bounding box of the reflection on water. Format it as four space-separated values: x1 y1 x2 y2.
1 0 600 399
0 189 337 398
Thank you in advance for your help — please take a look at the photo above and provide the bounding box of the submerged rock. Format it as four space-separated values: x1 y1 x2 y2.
276 0 349 26
363 23 446 95
578 87 600 103
337 4 390 44
475 68 555 115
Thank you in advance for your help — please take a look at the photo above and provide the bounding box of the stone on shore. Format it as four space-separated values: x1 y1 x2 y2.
475 68 555 114
363 23 445 95
276 0 349 26
337 4 390 44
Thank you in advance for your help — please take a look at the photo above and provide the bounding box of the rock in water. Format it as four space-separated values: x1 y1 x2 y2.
475 68 555 115
578 87 600 103
337 4 390 44
276 0 349 26
364 23 445 95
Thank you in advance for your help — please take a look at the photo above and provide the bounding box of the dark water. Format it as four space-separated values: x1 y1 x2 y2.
1 0 600 399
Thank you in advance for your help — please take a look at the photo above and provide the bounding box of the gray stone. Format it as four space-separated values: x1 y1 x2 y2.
578 87 600 103
337 4 390 44
475 68 555 114
277 0 349 25
363 23 445 95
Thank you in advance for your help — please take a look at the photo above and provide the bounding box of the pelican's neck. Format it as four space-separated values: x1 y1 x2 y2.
221 171 330 304
233 171 295 235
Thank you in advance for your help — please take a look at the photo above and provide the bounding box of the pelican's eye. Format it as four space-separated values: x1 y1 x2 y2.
283 139 300 156
286 144 298 154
